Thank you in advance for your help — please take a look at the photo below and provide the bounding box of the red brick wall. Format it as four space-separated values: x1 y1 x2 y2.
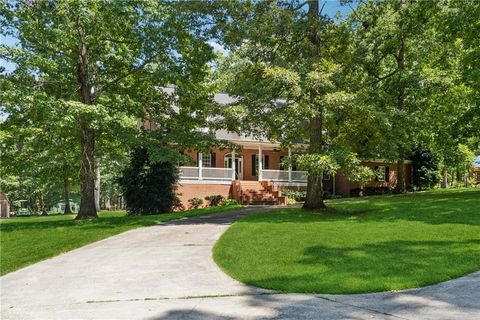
333 162 413 196
176 183 232 209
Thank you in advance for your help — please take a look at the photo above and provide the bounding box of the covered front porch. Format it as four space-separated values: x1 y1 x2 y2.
179 142 308 185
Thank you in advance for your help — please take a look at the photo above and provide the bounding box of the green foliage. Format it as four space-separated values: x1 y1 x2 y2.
349 166 375 189
281 189 306 202
213 1 387 207
455 144 476 176
119 147 181 215
204 194 225 207
1 0 478 211
222 199 239 207
187 197 204 209
411 147 441 190
0 0 225 217
100 156 129 207
294 154 340 177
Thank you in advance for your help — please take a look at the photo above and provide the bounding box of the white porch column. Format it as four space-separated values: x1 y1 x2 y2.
288 147 292 182
198 152 203 180
231 148 236 180
258 145 263 181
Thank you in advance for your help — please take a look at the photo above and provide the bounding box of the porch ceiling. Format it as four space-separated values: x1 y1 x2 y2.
229 139 281 150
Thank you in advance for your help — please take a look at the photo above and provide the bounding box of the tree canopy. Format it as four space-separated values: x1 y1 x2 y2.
1 0 226 217
1 0 478 213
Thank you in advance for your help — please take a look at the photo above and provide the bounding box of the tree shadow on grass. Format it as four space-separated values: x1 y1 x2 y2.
331 189 480 225
243 239 480 295
235 190 480 227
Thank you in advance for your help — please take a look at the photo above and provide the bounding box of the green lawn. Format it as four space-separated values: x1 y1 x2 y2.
213 189 480 294
0 205 242 275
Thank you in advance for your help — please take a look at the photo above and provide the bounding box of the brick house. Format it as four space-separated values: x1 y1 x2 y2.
471 156 480 185
148 89 412 207
177 143 412 206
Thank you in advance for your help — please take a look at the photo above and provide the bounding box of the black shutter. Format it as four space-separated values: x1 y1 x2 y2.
252 154 257 176
374 166 379 181
211 152 216 168
264 155 269 169
385 166 390 182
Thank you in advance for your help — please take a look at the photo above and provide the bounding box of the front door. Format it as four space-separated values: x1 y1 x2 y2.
224 154 243 180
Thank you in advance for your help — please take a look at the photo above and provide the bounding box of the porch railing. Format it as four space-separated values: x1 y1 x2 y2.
179 166 233 181
203 167 232 180
179 166 307 182
178 166 200 179
291 171 308 182
261 169 308 182
262 169 289 181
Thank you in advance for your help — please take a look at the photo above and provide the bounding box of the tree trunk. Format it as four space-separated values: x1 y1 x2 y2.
63 177 72 214
94 157 101 212
456 165 462 184
395 159 406 193
40 194 48 216
105 197 111 211
303 0 326 210
77 119 97 219
441 169 448 188
303 114 326 209
304 173 325 209
75 20 98 219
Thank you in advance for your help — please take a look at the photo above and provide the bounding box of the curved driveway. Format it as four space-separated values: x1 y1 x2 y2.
1 206 479 320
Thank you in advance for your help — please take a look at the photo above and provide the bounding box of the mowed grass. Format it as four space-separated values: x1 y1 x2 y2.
0 205 242 275
213 189 480 294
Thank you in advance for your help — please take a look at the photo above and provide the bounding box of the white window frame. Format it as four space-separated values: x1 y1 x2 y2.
201 153 212 168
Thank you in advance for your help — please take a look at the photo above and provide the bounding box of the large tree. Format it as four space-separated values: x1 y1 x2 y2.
214 0 376 209
350 0 446 193
1 0 220 218
0 92 79 214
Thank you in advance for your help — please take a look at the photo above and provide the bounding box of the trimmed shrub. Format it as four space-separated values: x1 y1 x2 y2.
410 147 441 190
222 199 239 207
188 197 203 209
287 197 297 205
350 186 393 196
282 189 306 202
119 147 181 215
205 194 225 207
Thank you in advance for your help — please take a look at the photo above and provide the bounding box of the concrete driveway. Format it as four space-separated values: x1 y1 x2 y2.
1 206 479 320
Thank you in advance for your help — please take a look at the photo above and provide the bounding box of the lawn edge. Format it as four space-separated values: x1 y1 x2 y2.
212 191 480 295
1 204 243 276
